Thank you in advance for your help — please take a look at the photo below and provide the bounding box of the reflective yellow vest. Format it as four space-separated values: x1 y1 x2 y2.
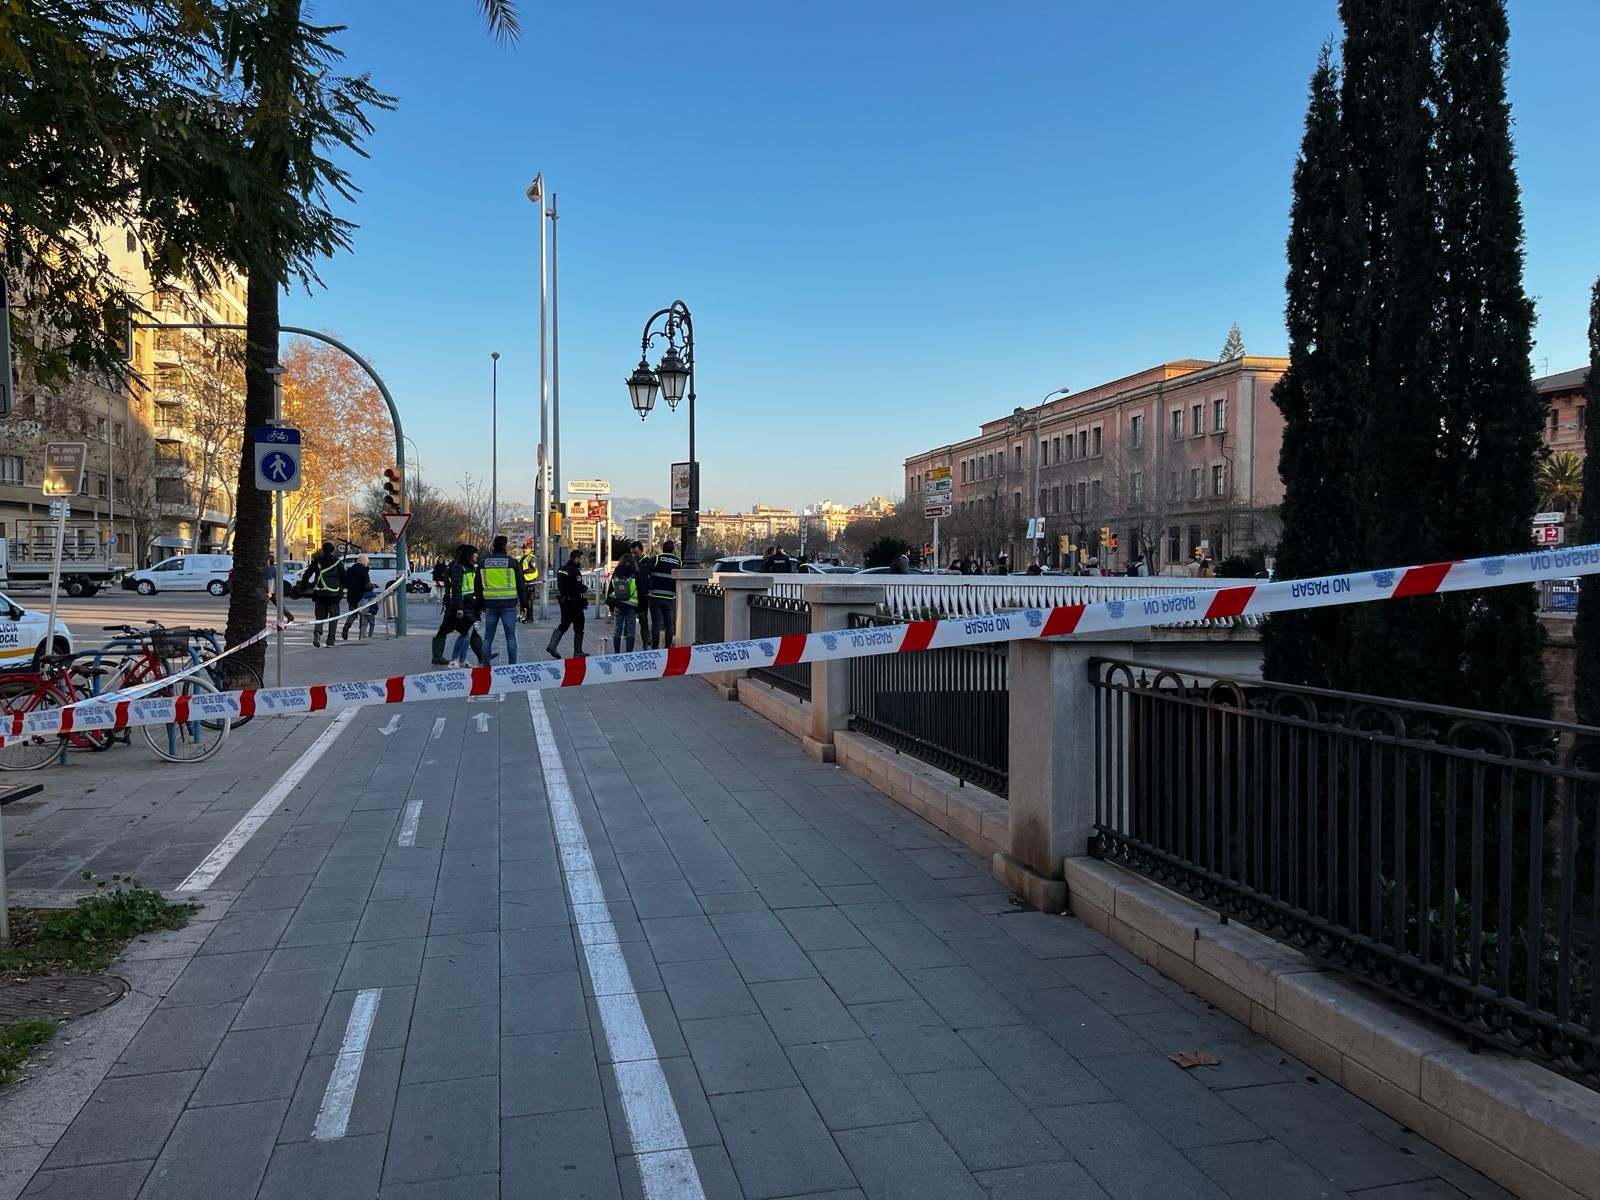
480 556 518 601
519 552 539 582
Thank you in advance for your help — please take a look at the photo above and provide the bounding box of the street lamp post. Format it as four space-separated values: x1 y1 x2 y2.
625 301 698 563
527 172 550 616
1011 385 1070 568
490 351 500 536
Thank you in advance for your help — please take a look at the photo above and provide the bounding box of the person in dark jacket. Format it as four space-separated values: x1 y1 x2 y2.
646 539 681 649
768 546 793 573
340 554 373 640
303 542 344 649
447 544 486 667
606 556 641 653
546 549 588 658
478 535 528 663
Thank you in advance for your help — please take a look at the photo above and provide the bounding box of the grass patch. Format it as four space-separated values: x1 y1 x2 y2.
0 1020 56 1086
2 875 198 1087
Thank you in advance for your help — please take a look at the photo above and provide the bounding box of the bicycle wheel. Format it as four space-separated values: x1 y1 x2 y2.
207 657 262 728
0 679 66 771
141 674 230 763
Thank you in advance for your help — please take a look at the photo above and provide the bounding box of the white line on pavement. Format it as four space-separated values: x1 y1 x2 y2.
397 798 423 847
380 714 402 736
176 708 360 893
430 717 446 740
527 691 706 1200
313 988 382 1140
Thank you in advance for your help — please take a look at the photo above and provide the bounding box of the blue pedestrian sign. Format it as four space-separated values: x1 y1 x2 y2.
254 426 302 492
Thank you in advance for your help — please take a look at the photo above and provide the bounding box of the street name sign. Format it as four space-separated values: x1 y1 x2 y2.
254 426 302 491
568 479 610 495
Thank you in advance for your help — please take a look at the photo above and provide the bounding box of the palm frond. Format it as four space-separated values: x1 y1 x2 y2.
476 0 521 44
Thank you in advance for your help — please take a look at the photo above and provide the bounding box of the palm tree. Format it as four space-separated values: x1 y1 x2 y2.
1538 451 1584 517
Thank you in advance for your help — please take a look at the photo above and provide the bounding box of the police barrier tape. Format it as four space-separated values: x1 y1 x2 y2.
6 544 1599 746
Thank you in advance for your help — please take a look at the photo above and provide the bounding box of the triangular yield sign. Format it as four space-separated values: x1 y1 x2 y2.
381 511 412 541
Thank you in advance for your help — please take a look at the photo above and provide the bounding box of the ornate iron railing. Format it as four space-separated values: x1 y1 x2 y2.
847 613 1008 794
748 595 811 702
1088 657 1600 1089
693 583 724 645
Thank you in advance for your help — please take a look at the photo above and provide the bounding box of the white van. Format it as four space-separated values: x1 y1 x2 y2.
124 554 234 596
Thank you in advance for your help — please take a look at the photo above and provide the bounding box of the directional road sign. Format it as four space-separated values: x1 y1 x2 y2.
254 426 302 491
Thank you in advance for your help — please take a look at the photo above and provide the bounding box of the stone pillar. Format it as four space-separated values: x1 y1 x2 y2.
712 575 773 699
798 582 884 763
993 630 1263 913
674 569 712 647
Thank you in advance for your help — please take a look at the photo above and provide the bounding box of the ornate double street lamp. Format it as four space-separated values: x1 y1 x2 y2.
626 300 698 562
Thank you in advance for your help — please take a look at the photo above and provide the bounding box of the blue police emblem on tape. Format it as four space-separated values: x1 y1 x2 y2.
821 633 838 651
1483 558 1504 577
1372 570 1396 589
595 658 614 675
756 641 775 656
1024 610 1043 629
1107 600 1126 620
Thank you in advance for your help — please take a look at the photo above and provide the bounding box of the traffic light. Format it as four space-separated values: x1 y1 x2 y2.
382 467 401 511
1099 526 1110 546
548 501 564 538
1110 533 1120 551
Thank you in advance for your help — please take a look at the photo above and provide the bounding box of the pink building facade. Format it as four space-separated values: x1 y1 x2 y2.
905 357 1289 572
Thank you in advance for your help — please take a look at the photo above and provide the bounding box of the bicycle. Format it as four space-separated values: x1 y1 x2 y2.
82 625 232 763
0 655 114 771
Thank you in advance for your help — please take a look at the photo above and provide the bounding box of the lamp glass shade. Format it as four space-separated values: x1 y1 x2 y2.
626 360 659 419
656 346 689 410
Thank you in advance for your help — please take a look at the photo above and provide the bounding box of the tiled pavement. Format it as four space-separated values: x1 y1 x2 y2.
3 647 1510 1198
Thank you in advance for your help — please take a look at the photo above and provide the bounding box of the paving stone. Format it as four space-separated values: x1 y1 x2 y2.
641 915 728 963
355 898 434 941
312 985 416 1054
660 957 760 1020
136 1097 288 1200
280 1047 402 1142
836 901 917 927
337 936 426 990
822 884 894 906
109 1003 239 1076
748 977 862 1046
680 1013 798 1094
502 1107 621 1199
502 1029 605 1117
972 1162 1111 1199
776 907 870 952
617 1142 745 1200
859 920 965 970
191 1023 317 1106
401 1003 500 1083
1037 1102 1228 1200
629 878 706 919
232 964 341 1030
594 1051 722 1156
945 936 1081 998
428 906 499 936
721 928 818 984
1183 1140 1351 1199
1117 1007 1299 1092
707 908 782 935
1079 1052 1265 1149
500 886 571 929
809 947 916 1005
230 872 314 912
162 949 270 1007
833 1120 986 1199
789 853 873 888
1011 988 1155 1058
265 941 351 973
256 1133 387 1200
905 1067 1069 1171
1219 1082 1439 1191
198 908 294 955
958 1025 1114 1106
698 891 770 915
680 860 753 896
378 1177 499 1200
712 1087 857 1199
278 917 359 948
500 925 578 976
384 1076 499 1185
19 1160 153 1199
747 871 831 909
786 1038 924 1130
1049 955 1187 1016
297 884 372 923
416 948 500 1011
44 1070 199 1167
615 849 688 882
989 911 1103 959
588 990 689 1064
902 965 1025 1029
502 970 589 1036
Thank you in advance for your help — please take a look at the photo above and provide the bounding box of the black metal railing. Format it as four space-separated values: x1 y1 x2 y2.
1088 657 1600 1089
847 613 1008 794
693 583 724 645
748 595 811 702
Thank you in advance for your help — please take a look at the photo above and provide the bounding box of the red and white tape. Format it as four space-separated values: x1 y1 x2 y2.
6 544 1597 746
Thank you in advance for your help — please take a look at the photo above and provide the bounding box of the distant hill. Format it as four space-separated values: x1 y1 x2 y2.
607 497 665 520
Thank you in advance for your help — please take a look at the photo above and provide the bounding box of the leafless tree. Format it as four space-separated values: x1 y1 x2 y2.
169 331 246 549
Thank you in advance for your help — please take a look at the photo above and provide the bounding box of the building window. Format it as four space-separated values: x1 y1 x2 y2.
1038 487 1047 516
1090 479 1102 507
1171 409 1183 440
1214 398 1227 432
1191 403 1203 437
96 417 107 440
1168 471 1179 503
1013 492 1022 515
1167 525 1181 562
1077 431 1087 458
1212 464 1225 496
1051 485 1061 514
1053 436 1063 463
1077 481 1088 510
0 456 21 484
1131 471 1143 502
1091 426 1103 457
113 422 126 448
1130 414 1144 449
1580 405 1588 430
97 475 108 498
1014 446 1023 473
1188 467 1202 500
1039 439 1048 468
1550 407 1560 434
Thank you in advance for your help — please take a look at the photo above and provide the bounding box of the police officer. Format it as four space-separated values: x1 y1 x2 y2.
305 542 344 648
546 548 588 658
517 541 540 622
479 535 527 663
646 538 681 649
431 543 486 666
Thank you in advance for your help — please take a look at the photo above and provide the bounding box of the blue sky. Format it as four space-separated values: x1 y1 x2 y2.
286 0 1600 513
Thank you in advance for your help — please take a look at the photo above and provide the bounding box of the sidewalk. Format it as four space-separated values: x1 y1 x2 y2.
1 631 1508 1198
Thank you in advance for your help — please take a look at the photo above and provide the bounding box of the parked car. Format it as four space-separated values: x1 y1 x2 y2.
122 554 234 596
711 556 769 573
285 552 412 595
856 565 931 575
800 563 860 574
0 589 74 666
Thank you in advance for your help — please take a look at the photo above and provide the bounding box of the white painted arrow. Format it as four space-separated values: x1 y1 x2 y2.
472 712 493 733
379 715 402 737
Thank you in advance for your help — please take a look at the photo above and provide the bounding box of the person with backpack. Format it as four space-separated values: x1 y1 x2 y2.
302 542 344 649
606 556 641 653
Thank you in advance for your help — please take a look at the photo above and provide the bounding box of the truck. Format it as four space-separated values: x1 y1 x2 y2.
0 520 121 597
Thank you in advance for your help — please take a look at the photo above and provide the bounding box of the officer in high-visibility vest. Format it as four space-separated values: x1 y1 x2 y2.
478 534 528 664
645 538 682 649
431 543 486 666
306 542 345 649
517 542 539 623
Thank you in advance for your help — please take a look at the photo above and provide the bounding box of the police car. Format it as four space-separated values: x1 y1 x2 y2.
0 590 75 668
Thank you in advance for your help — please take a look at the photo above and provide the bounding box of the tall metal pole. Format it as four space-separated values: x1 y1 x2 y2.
529 173 549 618
106 392 115 565
270 368 286 687
490 351 500 535
550 192 562 574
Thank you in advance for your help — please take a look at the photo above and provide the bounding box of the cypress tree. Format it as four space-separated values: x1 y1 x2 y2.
1575 278 1600 726
1263 49 1368 687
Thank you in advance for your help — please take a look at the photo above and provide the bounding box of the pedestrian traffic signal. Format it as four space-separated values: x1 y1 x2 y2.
382 467 401 511
1110 533 1119 551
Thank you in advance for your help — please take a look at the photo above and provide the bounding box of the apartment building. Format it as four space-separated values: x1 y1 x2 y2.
1539 367 1589 459
905 357 1289 572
